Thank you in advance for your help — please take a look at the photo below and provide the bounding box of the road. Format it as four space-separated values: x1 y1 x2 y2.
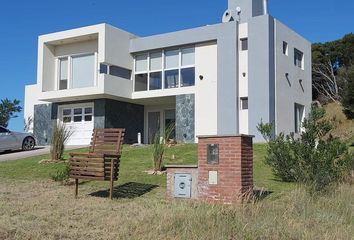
0 146 87 162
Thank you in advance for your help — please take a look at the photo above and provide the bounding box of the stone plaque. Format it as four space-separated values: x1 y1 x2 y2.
207 144 219 164
208 171 218 185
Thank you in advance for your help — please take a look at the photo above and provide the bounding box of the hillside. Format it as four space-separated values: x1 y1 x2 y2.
323 102 354 143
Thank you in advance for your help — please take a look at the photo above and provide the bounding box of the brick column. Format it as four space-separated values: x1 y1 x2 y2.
197 135 254 204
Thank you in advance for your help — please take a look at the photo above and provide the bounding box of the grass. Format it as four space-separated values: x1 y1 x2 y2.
0 143 352 239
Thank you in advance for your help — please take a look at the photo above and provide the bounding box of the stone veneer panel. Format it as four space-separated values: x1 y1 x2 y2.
176 94 195 143
166 166 199 200
33 103 57 145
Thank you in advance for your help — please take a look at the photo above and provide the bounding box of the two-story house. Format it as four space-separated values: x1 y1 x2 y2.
24 0 312 145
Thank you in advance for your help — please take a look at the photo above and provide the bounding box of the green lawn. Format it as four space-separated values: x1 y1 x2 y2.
0 143 294 194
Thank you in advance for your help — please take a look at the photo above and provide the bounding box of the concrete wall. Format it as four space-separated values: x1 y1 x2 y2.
54 39 98 57
238 23 249 134
248 15 275 142
195 42 218 138
228 0 265 23
274 20 312 136
41 44 55 92
24 84 48 132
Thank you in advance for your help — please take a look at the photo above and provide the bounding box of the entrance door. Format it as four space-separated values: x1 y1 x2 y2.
148 112 160 144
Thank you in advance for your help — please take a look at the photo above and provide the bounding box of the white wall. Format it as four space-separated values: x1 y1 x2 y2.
54 39 98 56
195 42 218 138
274 20 312 136
238 23 249 134
24 84 48 132
41 44 55 92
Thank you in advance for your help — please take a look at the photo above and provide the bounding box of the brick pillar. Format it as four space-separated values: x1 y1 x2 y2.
197 135 254 204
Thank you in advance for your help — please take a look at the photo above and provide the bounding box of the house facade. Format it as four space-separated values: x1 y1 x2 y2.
24 0 312 145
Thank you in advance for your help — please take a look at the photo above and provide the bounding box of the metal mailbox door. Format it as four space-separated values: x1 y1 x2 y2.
174 173 192 198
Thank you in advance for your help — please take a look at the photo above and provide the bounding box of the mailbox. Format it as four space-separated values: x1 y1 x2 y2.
207 144 219 164
174 173 192 198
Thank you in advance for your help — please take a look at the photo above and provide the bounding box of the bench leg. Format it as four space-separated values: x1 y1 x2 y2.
75 179 79 198
109 159 114 200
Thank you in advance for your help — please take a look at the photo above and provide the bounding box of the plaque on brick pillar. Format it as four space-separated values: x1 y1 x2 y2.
207 144 219 164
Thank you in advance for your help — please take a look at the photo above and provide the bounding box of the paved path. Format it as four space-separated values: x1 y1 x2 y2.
0 146 88 162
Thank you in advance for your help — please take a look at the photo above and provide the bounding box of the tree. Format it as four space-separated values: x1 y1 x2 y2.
338 65 354 119
312 33 354 103
0 98 22 128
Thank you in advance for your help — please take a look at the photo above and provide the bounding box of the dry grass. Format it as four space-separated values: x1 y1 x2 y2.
323 102 354 142
0 178 353 240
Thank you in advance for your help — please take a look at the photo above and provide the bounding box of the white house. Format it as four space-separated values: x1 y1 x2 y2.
24 0 312 145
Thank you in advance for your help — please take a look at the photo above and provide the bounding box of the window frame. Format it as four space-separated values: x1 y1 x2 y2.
133 46 195 92
240 97 249 110
294 48 304 70
56 52 98 91
294 103 305 133
240 38 248 51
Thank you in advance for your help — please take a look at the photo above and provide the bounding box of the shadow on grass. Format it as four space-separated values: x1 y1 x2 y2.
253 189 273 201
0 147 45 155
89 182 158 199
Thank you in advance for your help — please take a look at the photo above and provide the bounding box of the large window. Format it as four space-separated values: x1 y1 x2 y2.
57 53 96 90
134 46 195 92
294 103 305 133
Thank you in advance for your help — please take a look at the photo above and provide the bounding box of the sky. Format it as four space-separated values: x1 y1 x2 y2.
0 0 353 131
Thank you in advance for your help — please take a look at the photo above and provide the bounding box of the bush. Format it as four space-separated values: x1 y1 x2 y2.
152 124 175 172
50 123 72 161
258 107 353 192
51 164 70 182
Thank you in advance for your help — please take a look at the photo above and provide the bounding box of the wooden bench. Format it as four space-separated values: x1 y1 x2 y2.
69 128 125 199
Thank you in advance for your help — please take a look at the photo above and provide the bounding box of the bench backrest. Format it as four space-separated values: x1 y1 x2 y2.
89 128 125 155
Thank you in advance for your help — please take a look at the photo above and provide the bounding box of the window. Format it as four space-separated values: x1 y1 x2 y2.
135 73 148 91
149 52 162 90
181 48 195 87
109 66 131 79
283 41 288 55
134 47 195 91
72 54 95 88
241 38 248 51
58 53 96 90
99 63 108 74
61 107 93 123
59 58 68 90
294 48 304 69
240 97 248 110
294 103 305 133
0 127 8 133
62 109 71 123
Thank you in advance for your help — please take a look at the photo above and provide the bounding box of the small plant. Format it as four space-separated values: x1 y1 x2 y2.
258 107 353 192
152 124 175 172
51 164 70 182
50 123 72 161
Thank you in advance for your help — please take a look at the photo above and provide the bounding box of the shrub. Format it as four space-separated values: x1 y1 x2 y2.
51 164 70 182
258 107 353 192
152 124 175 172
50 123 72 161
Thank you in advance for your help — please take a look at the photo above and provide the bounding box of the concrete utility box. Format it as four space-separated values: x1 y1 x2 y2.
174 173 192 198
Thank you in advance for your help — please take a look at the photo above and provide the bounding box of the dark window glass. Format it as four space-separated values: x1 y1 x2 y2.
149 72 162 90
241 97 248 110
109 65 132 80
181 67 195 87
74 116 82 122
59 80 68 90
294 48 304 69
63 117 71 123
74 108 82 115
84 115 92 122
241 38 248 51
283 41 288 55
135 73 148 91
165 69 179 89
85 107 93 114
63 109 71 116
0 127 8 133
100 64 108 74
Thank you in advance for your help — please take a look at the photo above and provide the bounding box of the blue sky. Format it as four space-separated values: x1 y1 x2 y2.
0 0 353 131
